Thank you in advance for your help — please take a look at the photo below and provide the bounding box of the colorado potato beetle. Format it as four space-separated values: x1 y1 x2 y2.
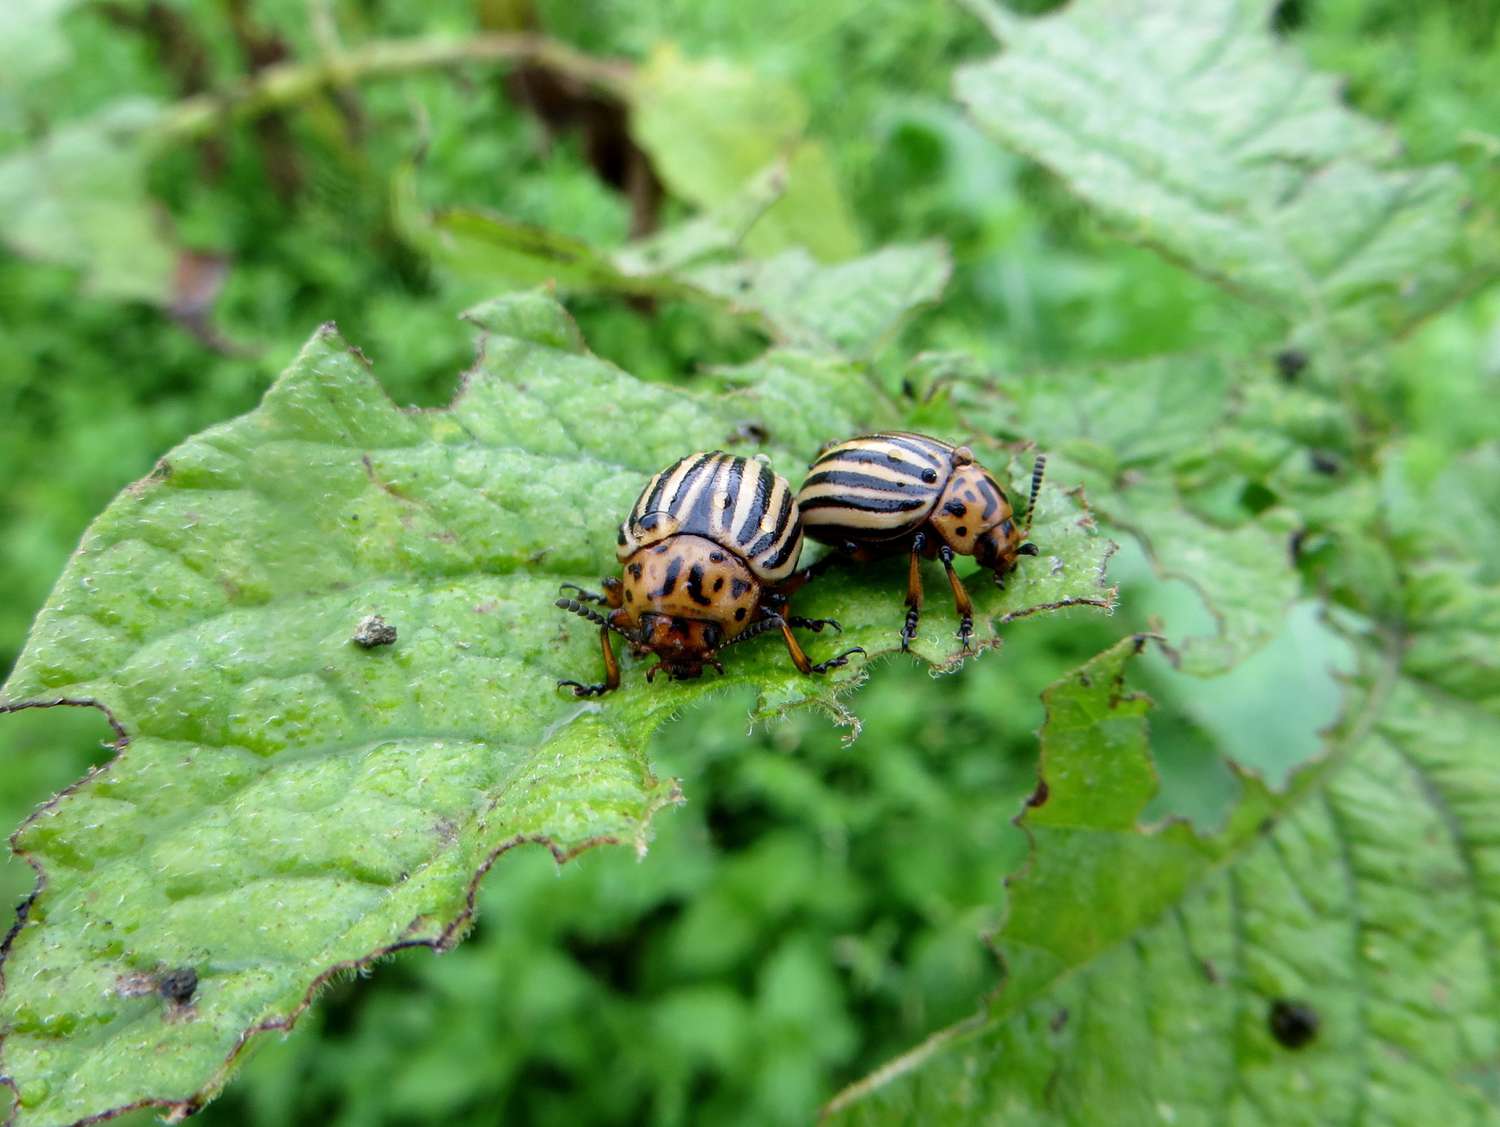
556 451 864 696
797 432 1045 650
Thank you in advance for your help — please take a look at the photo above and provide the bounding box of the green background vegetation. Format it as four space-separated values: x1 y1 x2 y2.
1 0 1496 1123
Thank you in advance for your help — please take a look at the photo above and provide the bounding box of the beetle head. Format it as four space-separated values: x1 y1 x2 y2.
637 613 723 680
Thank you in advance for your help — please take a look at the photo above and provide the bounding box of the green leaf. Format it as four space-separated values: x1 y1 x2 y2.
0 0 78 92
0 292 1115 1125
628 45 862 262
954 0 1466 335
418 175 950 358
826 622 1500 1122
0 101 176 304
950 356 1301 674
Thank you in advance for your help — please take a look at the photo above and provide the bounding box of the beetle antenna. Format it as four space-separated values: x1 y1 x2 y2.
1022 454 1047 533
555 597 634 640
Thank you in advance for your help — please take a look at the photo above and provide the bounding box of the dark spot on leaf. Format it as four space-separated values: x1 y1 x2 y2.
1049 1007 1069 1033
1268 999 1319 1048
1200 958 1220 984
1027 779 1049 807
1309 450 1340 475
1275 348 1308 381
1258 816 1277 836
352 615 397 648
726 421 770 445
1289 528 1306 563
158 967 198 1005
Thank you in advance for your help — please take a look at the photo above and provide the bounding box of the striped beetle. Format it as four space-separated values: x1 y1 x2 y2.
797 433 1045 650
556 451 864 696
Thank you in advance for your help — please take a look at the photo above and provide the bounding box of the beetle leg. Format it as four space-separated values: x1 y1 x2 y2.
558 623 621 697
554 597 634 639
938 545 974 651
559 578 624 608
902 532 926 651
769 614 865 676
708 656 726 676
787 616 841 633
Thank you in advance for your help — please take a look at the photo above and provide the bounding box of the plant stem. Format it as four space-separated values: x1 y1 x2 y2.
145 32 634 150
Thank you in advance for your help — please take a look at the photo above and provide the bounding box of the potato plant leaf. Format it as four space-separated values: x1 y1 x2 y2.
418 172 949 358
628 45 861 262
0 101 176 305
954 0 1467 336
827 621 1500 1122
950 356 1301 674
0 292 1114 1126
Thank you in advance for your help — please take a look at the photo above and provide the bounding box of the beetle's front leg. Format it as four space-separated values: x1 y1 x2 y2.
902 532 927 651
938 544 974 651
558 577 624 608
558 623 622 697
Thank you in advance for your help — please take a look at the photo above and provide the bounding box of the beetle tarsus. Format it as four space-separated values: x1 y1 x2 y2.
788 616 841 633
811 646 865 674
558 679 612 698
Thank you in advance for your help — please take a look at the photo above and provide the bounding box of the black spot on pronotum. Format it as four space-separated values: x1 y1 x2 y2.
1275 348 1308 381
713 577 724 591
956 526 968 538
352 615 397 648
159 966 198 1005
685 563 713 607
1027 779 1050 808
655 557 683 597
730 577 750 598
944 500 966 517
734 607 747 622
1268 999 1319 1048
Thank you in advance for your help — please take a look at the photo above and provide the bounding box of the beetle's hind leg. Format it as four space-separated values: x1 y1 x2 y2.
938 545 974 651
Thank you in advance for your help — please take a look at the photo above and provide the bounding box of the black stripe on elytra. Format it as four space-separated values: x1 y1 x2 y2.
641 459 684 518
815 446 933 478
804 468 925 494
879 434 949 467
685 563 713 606
684 456 726 533
718 456 745 529
667 453 715 513
735 460 775 547
800 494 927 514
654 556 684 597
747 487 795 558
765 517 802 569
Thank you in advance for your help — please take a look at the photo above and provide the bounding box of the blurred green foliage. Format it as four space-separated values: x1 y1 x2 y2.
1 0 1496 1123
